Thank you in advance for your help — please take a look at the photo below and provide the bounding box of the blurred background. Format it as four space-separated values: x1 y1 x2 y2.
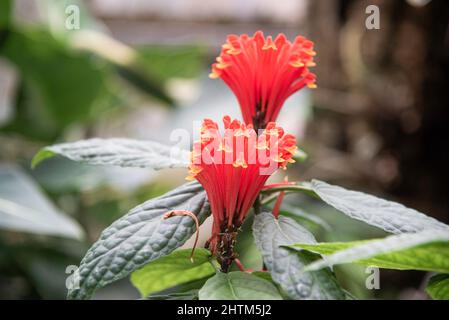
0 0 447 299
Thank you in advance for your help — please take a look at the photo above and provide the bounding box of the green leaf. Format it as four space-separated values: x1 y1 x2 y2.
1 28 109 130
289 230 449 273
69 32 175 105
31 150 57 169
32 138 190 169
292 148 308 162
280 204 331 231
119 45 205 104
31 1 174 106
0 240 87 299
130 249 215 298
146 278 208 300
0 0 12 29
0 164 84 239
310 180 449 234
198 272 282 300
67 182 210 300
31 157 108 193
426 274 449 300
252 271 273 283
253 212 345 300
138 45 205 81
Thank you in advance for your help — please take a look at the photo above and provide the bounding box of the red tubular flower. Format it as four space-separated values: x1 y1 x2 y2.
187 116 297 271
210 31 317 129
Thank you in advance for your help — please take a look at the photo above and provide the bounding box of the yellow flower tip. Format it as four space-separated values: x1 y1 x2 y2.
233 161 248 169
262 44 277 51
226 48 242 55
285 146 298 154
271 155 286 163
188 165 203 176
306 61 317 67
233 153 248 168
216 63 230 70
290 60 305 68
209 72 220 79
234 129 251 138
262 37 277 51
185 175 196 181
308 83 317 89
288 158 296 164
217 142 232 153
266 129 280 137
215 57 231 69
306 50 317 56
201 128 219 140
256 143 269 151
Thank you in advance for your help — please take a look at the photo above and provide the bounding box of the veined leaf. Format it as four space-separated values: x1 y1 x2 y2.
32 138 190 170
130 249 215 298
198 272 282 300
67 182 210 300
289 230 449 273
0 165 83 239
253 212 345 300
311 180 449 234
426 274 449 300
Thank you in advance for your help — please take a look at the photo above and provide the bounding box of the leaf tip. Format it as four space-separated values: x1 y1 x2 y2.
31 149 56 169
293 148 308 162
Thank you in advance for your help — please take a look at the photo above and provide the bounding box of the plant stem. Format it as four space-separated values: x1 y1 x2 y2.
260 184 319 199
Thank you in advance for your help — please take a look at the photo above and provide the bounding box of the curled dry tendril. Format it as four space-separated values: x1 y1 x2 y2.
163 210 200 263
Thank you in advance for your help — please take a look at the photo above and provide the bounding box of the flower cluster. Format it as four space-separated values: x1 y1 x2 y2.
187 31 315 271
188 116 296 270
210 31 316 129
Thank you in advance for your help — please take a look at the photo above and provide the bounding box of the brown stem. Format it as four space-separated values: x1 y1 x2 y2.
252 102 266 132
216 222 241 272
163 210 199 262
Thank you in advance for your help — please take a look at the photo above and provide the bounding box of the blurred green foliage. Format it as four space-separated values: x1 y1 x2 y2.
139 45 206 82
0 0 12 29
1 28 111 140
0 0 205 299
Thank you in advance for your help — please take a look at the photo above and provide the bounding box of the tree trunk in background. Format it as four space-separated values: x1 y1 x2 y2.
305 0 448 226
